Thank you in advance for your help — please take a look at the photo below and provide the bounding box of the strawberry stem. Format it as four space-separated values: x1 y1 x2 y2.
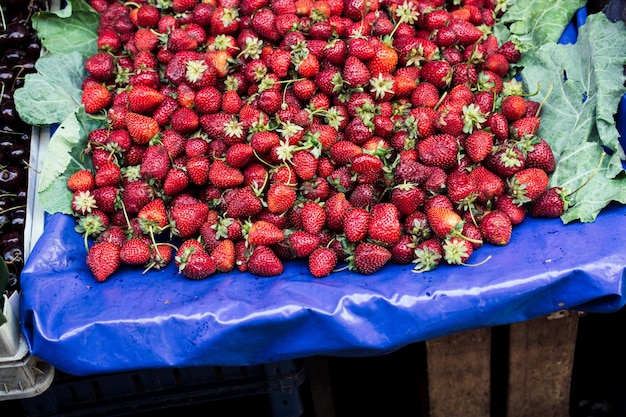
535 83 554 117
565 151 606 198
460 254 492 267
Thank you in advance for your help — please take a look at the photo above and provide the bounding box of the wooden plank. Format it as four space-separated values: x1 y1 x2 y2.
426 328 492 417
506 311 579 417
305 356 336 417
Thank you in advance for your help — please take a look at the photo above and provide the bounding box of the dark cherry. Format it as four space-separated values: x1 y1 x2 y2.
7 22 29 45
0 231 22 251
26 41 42 59
0 101 17 124
0 65 15 85
10 207 26 229
0 213 10 229
0 166 25 191
15 187 27 203
4 48 27 65
3 245 24 265
9 142 28 160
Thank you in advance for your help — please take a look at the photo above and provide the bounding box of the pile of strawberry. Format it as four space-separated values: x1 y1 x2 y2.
68 0 563 282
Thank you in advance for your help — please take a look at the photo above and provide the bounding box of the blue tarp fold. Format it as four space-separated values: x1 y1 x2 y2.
19 204 626 376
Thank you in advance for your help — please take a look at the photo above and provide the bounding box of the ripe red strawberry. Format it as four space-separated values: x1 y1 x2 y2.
207 159 244 188
426 206 465 239
180 246 217 280
125 112 160 145
127 85 164 114
325 192 351 231
510 115 541 139
308 247 337 278
418 134 458 170
86 242 121 282
82 83 111 114
420 60 452 90
95 161 121 187
485 143 526 178
391 183 425 216
480 210 512 246
465 130 493 163
497 40 522 63
501 95 527 121
351 242 391 275
222 187 263 219
163 167 190 196
247 245 284 276
247 220 285 246
495 194 527 225
211 239 236 272
92 185 118 213
119 237 152 265
412 238 443 273
140 144 170 182
482 53 509 77
442 236 474 265
486 112 509 140
266 182 297 214
67 170 95 192
469 166 505 204
288 230 320 258
523 137 556 173
169 202 209 238
342 207 370 243
368 203 401 245
137 198 169 233
529 187 568 218
508 167 550 204
85 52 115 81
368 43 398 76
292 150 318 181
342 56 370 88
300 201 327 235
121 180 153 214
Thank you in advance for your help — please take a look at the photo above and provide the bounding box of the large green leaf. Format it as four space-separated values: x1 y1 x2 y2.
14 51 87 126
38 107 103 215
32 0 99 56
494 0 585 61
520 13 626 223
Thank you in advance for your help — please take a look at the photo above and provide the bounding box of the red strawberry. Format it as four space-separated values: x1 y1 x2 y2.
391 183 425 216
501 95 527 121
247 220 285 246
125 112 160 145
140 144 170 182
343 207 370 243
510 116 541 139
247 245 284 276
67 170 95 192
420 61 452 90
92 185 119 213
368 203 401 245
469 166 505 204
120 237 152 265
169 202 209 238
82 83 111 114
495 194 527 225
324 192 352 231
211 239 236 272
418 134 458 170
442 236 474 265
95 161 121 187
266 182 297 214
342 56 370 88
85 52 114 81
508 167 550 204
412 238 444 273
523 137 556 173
426 206 465 239
288 230 320 258
137 198 169 233
222 187 263 219
300 201 327 235
351 242 391 275
86 242 121 282
128 85 164 114
308 247 337 278
180 246 217 280
529 187 569 218
208 159 244 188
163 167 190 196
479 210 512 246
482 53 509 78
465 130 493 163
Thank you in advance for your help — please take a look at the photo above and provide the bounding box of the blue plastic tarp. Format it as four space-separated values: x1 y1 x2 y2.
19 204 626 376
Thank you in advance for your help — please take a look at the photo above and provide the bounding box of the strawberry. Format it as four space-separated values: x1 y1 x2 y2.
211 239 236 272
266 182 297 214
426 206 465 239
420 61 452 90
510 116 541 139
391 183 425 216
482 53 509 78
501 95 527 121
247 220 285 246
95 161 121 187
479 210 512 246
507 167 549 204
92 185 119 213
343 207 370 243
169 202 209 238
351 242 391 275
67 170 96 192
342 56 370 88
86 242 121 282
442 236 474 265
128 85 164 114
180 246 217 280
368 203 401 245
308 247 337 278
368 43 398 76
85 52 115 81
208 159 244 188
325 192 351 231
417 134 458 170
137 198 169 233
523 137 556 173
469 166 505 204
495 194 527 225
529 187 568 218
144 243 174 272
247 245 284 276
288 230 320 258
497 40 522 63
125 112 160 145
449 18 484 46
163 167 190 196
465 130 493 163
82 83 111 114
140 144 170 182
222 187 264 219
120 237 152 265
412 238 443 273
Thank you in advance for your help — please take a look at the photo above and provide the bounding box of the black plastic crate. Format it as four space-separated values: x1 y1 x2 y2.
19 360 305 417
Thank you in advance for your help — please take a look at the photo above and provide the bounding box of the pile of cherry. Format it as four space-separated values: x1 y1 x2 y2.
70 0 564 282
0 0 47 291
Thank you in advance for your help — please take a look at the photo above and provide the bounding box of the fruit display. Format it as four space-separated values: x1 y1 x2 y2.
0 0 48 292
13 0 626 283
